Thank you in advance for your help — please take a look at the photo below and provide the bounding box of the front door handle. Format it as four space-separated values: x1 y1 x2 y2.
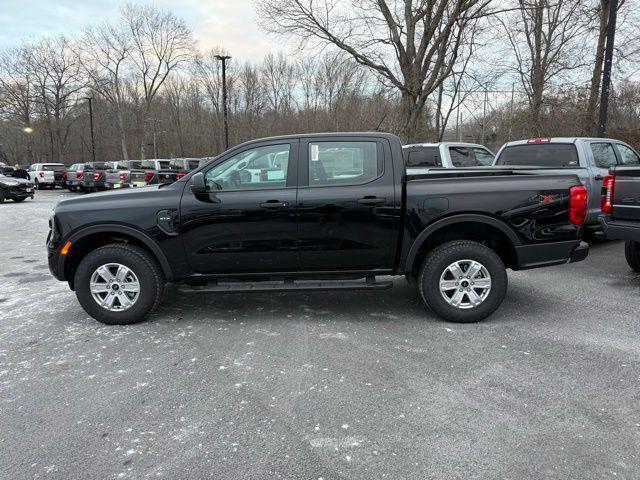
358 196 386 206
260 200 288 209
594 174 604 181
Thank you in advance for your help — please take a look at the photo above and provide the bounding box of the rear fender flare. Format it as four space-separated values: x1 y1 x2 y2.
404 214 521 272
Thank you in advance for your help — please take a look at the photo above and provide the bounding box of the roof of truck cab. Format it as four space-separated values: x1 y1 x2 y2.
232 132 402 145
403 141 491 149
502 137 622 147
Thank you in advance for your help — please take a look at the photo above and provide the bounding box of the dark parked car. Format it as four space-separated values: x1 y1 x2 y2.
140 159 179 185
600 165 640 271
80 162 110 192
0 173 34 203
65 163 85 191
170 158 201 180
0 163 15 175
48 132 588 326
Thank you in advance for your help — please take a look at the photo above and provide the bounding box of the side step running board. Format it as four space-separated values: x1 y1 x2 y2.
178 277 393 294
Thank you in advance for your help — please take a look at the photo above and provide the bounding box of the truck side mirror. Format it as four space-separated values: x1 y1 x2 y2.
190 172 206 194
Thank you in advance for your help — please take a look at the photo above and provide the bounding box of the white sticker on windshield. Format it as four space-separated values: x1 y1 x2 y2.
311 144 319 161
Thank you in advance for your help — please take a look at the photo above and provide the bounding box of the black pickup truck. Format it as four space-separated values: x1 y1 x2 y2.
600 165 640 270
47 132 588 325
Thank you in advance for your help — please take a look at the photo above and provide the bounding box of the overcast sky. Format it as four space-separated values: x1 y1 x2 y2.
0 0 290 61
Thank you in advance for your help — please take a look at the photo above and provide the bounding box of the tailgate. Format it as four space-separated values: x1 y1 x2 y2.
157 169 179 183
612 166 640 221
129 170 147 183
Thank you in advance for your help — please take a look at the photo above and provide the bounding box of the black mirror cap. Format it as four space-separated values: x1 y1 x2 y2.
190 172 206 194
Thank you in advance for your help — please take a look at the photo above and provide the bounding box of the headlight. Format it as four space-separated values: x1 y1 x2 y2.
0 181 19 187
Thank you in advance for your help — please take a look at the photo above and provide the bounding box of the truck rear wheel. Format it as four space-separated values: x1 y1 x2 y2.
418 240 508 323
74 244 164 325
625 241 640 272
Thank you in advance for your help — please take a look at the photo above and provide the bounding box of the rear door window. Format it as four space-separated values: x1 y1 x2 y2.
615 144 640 165
406 147 441 167
42 164 65 171
589 143 618 169
496 144 579 167
449 147 495 167
308 141 380 186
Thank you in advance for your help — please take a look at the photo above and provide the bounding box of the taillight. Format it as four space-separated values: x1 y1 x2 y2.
63 172 67 179
569 185 588 226
144 172 153 183
601 175 615 214
77 172 84 180
93 171 101 180
39 171 45 177
177 171 186 179
119 172 126 181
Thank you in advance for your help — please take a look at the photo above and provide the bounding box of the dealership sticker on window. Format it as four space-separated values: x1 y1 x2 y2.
267 170 285 180
311 144 319 161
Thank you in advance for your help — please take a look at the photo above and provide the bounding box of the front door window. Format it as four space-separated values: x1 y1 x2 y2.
205 144 290 191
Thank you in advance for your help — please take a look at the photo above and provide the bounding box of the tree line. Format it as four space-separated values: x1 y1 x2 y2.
0 0 639 166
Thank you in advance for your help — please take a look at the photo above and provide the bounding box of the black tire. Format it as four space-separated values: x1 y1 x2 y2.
418 240 508 323
74 244 165 325
0 190 4 203
34 179 40 190
625 241 640 272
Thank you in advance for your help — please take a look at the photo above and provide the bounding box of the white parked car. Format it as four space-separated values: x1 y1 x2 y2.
402 142 495 172
27 163 66 189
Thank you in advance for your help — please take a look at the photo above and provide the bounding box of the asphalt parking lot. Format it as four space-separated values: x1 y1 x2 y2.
1 190 639 479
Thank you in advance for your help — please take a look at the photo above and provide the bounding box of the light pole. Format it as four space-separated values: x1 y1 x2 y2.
22 126 34 163
85 96 96 162
214 54 231 150
597 0 618 137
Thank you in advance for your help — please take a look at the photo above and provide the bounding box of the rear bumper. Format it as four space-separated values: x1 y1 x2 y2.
514 240 589 270
599 214 640 242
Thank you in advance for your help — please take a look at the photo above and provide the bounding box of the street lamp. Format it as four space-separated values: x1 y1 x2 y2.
214 54 231 150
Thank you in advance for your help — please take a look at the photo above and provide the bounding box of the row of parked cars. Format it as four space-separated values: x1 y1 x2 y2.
403 137 640 230
23 158 209 192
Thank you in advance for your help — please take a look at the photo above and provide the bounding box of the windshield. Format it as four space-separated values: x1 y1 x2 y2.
42 164 65 171
496 144 579 167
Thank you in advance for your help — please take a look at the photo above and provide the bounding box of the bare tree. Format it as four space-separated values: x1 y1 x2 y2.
498 0 590 134
28 36 86 162
76 22 134 159
256 0 493 141
122 3 194 158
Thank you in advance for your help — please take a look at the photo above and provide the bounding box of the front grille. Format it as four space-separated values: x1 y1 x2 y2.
9 184 31 193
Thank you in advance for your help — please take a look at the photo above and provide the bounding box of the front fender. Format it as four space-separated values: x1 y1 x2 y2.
59 224 174 281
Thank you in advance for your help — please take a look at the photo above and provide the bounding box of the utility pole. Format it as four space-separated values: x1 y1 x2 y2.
86 97 96 162
597 0 618 137
215 54 232 150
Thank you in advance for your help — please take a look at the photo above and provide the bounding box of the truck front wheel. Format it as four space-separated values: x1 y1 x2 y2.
418 240 508 323
625 241 640 272
74 244 165 325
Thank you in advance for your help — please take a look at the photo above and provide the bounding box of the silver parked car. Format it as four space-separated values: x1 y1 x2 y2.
493 137 640 228
402 142 495 172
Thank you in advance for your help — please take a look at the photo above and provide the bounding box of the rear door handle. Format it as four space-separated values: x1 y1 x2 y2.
358 196 386 206
260 200 288 209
